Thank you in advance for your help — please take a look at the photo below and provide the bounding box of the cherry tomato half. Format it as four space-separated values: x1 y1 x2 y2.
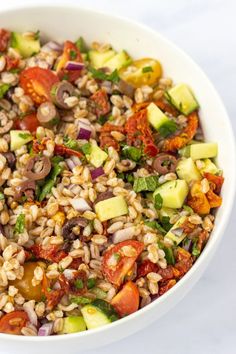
119 58 162 88
102 240 144 287
19 67 59 105
0 311 28 335
111 281 139 317
56 41 83 82
13 113 40 132
10 262 45 301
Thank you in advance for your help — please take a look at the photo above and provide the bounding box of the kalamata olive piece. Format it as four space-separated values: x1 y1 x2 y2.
15 180 36 201
118 79 135 98
2 152 16 169
94 191 114 204
0 224 4 236
50 81 75 109
62 217 88 241
153 153 177 175
25 156 51 180
37 102 59 127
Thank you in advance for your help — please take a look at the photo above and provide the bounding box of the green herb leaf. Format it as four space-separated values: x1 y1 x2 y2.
133 176 159 193
158 242 175 265
38 160 63 202
0 84 10 99
34 30 40 40
75 37 88 53
161 216 173 232
97 115 107 125
70 296 92 305
122 145 142 162
87 278 96 289
192 240 201 256
158 120 177 138
154 193 163 210
14 213 25 234
142 66 153 73
63 136 79 151
144 220 166 234
19 132 32 140
70 50 77 60
90 287 107 299
0 192 5 200
74 279 84 289
81 142 92 155
89 67 120 83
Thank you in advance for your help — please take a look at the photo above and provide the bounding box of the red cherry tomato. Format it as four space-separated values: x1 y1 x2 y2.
102 240 144 287
14 113 40 132
56 41 83 82
19 67 59 105
0 311 28 335
111 281 140 316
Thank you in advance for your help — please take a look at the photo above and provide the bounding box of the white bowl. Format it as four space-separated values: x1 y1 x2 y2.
0 4 235 354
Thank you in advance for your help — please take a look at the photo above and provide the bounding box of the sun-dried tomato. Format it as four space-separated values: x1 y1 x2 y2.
206 189 222 208
197 230 209 253
5 56 19 71
30 244 68 263
90 89 110 117
187 192 211 215
0 29 10 52
204 172 224 194
54 144 83 158
137 260 159 278
159 279 176 296
42 273 70 310
99 123 125 151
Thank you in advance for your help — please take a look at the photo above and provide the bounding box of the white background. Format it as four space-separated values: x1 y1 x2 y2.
1 1 236 353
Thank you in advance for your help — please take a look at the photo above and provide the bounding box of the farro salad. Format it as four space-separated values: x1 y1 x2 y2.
0 29 224 336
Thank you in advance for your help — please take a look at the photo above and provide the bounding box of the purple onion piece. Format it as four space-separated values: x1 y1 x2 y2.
38 322 54 336
77 127 91 140
41 41 63 52
90 167 105 180
171 227 184 237
182 239 193 252
65 61 84 71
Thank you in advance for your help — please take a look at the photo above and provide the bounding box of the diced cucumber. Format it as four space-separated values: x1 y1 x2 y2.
147 102 170 130
105 50 131 71
189 143 218 160
199 158 219 175
176 158 201 183
164 216 188 245
165 83 199 115
90 287 107 300
88 49 116 69
95 195 128 222
159 207 177 220
11 31 40 58
59 316 86 334
87 143 108 167
10 130 33 151
153 180 189 209
81 299 118 329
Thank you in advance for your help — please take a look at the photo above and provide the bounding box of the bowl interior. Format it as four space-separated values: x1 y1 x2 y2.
0 4 235 352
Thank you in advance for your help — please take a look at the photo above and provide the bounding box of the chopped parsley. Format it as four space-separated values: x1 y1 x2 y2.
75 37 88 53
74 279 84 289
154 193 163 210
0 84 10 99
144 220 166 234
38 158 64 202
97 115 107 125
87 278 96 289
63 136 79 151
159 120 177 138
122 145 142 162
192 240 201 256
161 216 173 232
34 30 40 40
14 213 25 234
89 67 120 83
70 50 77 60
142 66 153 73
117 172 135 184
133 176 159 193
70 296 92 305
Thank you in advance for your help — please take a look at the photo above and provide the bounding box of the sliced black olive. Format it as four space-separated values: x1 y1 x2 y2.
2 152 16 169
15 180 36 201
62 217 88 241
25 156 51 180
153 153 178 175
50 81 75 109
37 102 59 127
118 79 135 98
94 191 114 204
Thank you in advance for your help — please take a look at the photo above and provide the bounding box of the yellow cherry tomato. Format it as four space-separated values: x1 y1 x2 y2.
119 58 162 88
10 262 45 301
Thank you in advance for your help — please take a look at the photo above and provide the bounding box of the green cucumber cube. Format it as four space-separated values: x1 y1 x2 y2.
153 180 189 209
166 83 199 115
176 158 201 183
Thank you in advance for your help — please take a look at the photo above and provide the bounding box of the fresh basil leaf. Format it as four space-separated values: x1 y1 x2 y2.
122 145 142 162
133 176 159 193
70 50 77 60
89 67 120 83
18 132 32 140
161 216 173 231
144 220 166 234
159 120 177 138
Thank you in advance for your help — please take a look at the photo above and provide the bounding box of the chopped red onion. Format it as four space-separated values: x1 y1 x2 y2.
182 239 192 252
23 301 38 327
90 167 105 180
78 119 95 138
41 41 63 52
38 322 54 336
66 156 81 171
112 226 136 244
70 197 92 212
65 61 84 71
171 227 184 237
78 127 91 140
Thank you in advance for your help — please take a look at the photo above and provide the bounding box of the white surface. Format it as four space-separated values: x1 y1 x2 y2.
1 1 236 354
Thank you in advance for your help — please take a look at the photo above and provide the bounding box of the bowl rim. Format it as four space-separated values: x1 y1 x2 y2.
0 1 235 342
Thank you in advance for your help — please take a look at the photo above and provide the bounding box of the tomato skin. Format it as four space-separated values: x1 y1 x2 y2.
111 281 139 317
102 240 144 287
56 41 83 82
0 29 10 52
0 311 28 335
204 172 224 194
19 67 59 105
14 113 40 132
10 262 45 301
90 89 110 117
137 259 158 278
